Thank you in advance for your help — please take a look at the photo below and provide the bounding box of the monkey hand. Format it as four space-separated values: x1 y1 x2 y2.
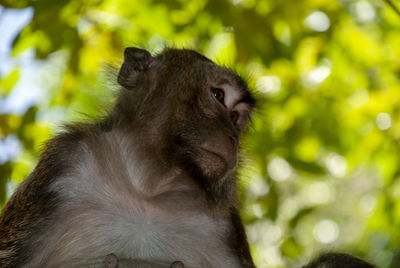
104 253 184 268
170 261 184 268
105 253 118 268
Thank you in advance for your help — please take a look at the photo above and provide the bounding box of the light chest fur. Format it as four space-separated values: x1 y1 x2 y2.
28 130 241 268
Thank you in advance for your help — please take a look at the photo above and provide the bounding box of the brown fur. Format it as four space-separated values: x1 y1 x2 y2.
0 48 256 268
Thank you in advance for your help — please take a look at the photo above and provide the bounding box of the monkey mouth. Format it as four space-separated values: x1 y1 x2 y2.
197 148 229 178
199 147 235 171
200 145 237 166
201 148 228 164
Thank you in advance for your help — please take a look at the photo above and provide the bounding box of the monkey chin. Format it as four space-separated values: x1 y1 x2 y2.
197 148 232 180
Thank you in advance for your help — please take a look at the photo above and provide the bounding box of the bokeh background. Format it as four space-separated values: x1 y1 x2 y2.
1 0 400 267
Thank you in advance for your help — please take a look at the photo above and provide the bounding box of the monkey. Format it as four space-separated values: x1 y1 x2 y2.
0 47 377 268
0 47 256 268
302 253 377 268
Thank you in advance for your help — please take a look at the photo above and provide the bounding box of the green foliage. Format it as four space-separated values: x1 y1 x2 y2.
0 70 19 96
1 0 400 267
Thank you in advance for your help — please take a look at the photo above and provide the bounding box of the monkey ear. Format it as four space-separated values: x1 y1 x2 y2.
118 47 154 89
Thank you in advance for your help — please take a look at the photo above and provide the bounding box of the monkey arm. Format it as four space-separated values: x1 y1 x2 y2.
0 147 68 267
0 125 92 267
228 207 256 268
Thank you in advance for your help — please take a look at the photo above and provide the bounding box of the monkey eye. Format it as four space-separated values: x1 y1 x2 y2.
230 111 239 124
212 88 225 104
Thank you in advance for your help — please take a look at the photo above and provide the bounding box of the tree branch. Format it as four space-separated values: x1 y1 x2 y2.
384 0 400 17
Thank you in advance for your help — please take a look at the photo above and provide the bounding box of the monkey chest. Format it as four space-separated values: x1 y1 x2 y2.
48 145 242 267
50 188 242 268
102 200 241 268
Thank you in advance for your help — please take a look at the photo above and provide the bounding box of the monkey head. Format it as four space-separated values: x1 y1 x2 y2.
116 47 255 203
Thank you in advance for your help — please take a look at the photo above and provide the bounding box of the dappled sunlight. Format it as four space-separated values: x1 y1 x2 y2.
376 112 392 131
304 11 330 32
267 157 293 182
313 219 339 244
256 75 281 96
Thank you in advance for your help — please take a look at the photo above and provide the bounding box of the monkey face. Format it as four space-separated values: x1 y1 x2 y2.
190 73 254 181
117 48 255 202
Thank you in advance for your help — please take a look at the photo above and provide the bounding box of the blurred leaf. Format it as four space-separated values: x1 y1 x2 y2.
0 69 19 96
0 162 12 205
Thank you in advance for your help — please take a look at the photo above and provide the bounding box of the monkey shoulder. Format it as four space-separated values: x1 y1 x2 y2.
0 123 104 267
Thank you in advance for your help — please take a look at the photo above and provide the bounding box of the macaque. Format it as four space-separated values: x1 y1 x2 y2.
302 253 376 268
0 47 377 268
0 47 256 267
